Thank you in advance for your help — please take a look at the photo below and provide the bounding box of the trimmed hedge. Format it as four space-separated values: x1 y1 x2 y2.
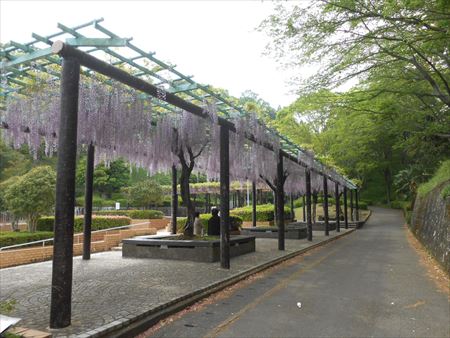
357 201 368 210
93 209 164 219
0 231 54 248
37 215 131 233
177 214 243 233
230 204 292 222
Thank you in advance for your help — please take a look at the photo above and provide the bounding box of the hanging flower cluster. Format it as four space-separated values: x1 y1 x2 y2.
1 75 349 195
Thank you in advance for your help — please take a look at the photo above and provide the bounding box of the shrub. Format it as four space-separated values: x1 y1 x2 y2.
357 201 368 210
36 217 54 231
230 204 291 222
177 214 243 233
293 198 303 208
77 196 116 208
37 215 131 233
360 199 373 205
127 210 164 219
0 231 54 248
93 209 164 219
417 160 450 198
390 200 411 210
93 210 129 216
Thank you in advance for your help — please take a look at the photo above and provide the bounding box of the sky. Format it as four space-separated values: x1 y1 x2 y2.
0 0 301 108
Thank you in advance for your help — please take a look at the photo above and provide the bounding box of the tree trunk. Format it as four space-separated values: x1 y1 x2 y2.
180 165 194 237
11 217 19 232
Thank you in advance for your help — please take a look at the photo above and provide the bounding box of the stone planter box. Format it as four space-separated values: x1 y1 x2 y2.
240 225 307 239
122 235 255 262
311 221 337 231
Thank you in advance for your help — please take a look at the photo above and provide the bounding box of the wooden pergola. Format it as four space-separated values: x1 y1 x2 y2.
0 19 359 329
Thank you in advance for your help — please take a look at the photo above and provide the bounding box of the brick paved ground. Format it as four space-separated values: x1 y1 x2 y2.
0 230 351 337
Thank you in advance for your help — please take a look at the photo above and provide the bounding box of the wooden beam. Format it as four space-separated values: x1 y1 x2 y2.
276 151 285 250
83 143 94 260
220 125 230 269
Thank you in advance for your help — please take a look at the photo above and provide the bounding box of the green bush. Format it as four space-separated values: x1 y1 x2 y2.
128 210 164 219
357 201 368 210
92 210 129 216
0 231 54 248
36 217 54 231
293 198 303 208
360 199 373 205
390 200 411 211
230 204 291 222
93 209 164 219
76 196 116 208
417 160 450 198
177 214 243 233
37 215 131 233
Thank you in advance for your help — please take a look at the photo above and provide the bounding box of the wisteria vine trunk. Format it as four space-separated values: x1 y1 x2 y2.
177 143 206 237
179 163 195 237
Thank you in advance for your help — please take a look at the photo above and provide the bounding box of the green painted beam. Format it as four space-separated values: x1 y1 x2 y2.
0 47 53 68
8 78 28 86
66 37 129 47
167 83 198 93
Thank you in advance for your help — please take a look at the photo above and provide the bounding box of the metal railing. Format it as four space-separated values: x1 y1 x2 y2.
0 221 149 251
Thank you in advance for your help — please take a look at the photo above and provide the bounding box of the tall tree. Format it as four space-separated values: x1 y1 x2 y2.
260 0 450 107
2 166 56 232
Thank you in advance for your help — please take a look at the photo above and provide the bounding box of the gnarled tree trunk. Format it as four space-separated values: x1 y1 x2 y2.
179 162 195 237
312 192 318 223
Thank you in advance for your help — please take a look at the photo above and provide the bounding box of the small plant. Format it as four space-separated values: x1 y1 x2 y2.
0 299 16 314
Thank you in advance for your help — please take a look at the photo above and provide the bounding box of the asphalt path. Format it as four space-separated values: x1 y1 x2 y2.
147 207 450 338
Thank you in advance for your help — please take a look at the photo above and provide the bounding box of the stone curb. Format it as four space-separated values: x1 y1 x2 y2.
79 228 357 338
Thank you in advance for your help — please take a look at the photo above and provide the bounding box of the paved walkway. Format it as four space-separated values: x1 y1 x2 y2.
150 207 450 338
0 226 352 337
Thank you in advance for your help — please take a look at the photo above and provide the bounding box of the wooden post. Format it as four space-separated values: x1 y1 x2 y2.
220 125 230 269
252 181 257 227
50 57 80 329
350 189 354 221
335 182 340 232
323 175 329 236
302 195 306 222
290 193 295 221
171 165 178 234
276 151 285 250
344 187 348 229
273 191 277 225
82 143 94 260
355 189 360 221
305 169 312 241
